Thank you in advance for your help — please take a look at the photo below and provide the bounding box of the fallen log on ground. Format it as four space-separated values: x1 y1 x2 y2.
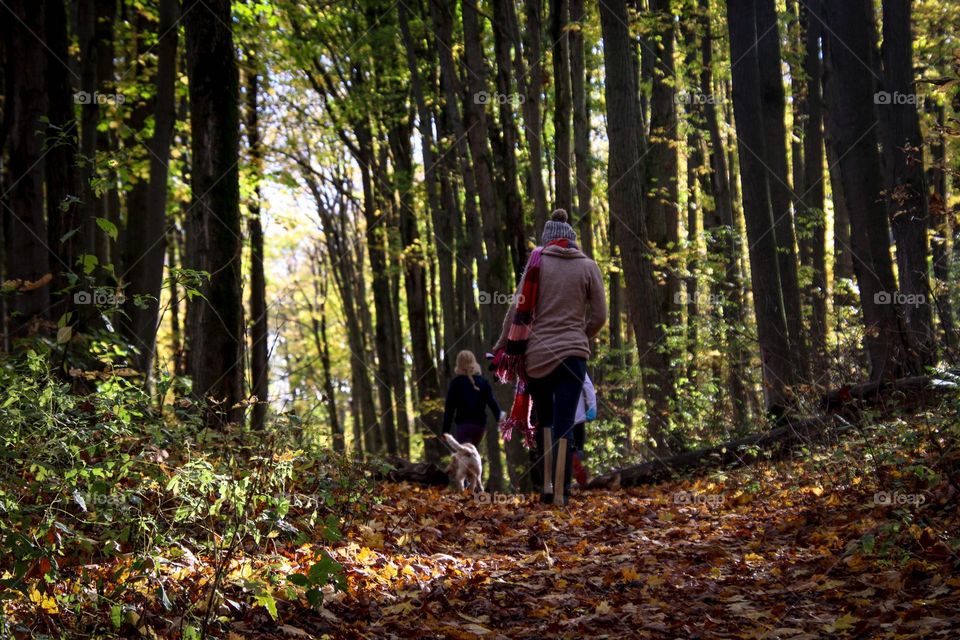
587 370 959 489
380 456 449 486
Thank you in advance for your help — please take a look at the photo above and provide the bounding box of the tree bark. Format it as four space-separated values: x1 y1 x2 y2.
822 0 920 379
183 0 245 427
569 0 593 258
3 0 50 335
245 49 269 431
550 0 572 214
521 0 549 233
755 0 808 378
727 0 800 413
798 0 828 368
646 0 681 341
879 0 935 366
600 0 674 456
44 0 81 323
121 0 178 378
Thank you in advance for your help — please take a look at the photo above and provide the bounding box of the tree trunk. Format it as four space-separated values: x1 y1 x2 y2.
755 0 808 379
822 0 920 379
44 0 81 323
927 102 955 351
727 0 799 413
491 0 527 279
121 0 178 378
461 0 508 491
183 0 245 427
569 0 593 258
698 0 749 425
245 50 269 431
522 0 549 232
3 0 50 335
600 0 674 456
550 0 572 214
646 0 681 348
798 0 828 369
879 0 935 366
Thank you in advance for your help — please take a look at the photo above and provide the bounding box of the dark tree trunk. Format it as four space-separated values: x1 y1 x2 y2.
522 0 549 232
398 3 450 463
93 0 117 268
461 0 508 492
879 0 935 366
755 0 808 379
646 0 681 341
550 0 572 214
491 0 527 278
600 0 674 456
698 0 749 425
183 0 245 427
569 0 593 258
245 51 269 431
121 0 178 378
308 252 343 452
798 0 828 369
927 102 955 351
727 0 800 413
44 0 81 322
389 119 443 463
3 0 50 335
822 0 920 379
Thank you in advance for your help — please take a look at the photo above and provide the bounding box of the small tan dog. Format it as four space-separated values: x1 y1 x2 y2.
443 433 484 493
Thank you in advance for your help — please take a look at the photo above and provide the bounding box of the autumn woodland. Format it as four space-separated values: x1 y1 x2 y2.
1 0 959 637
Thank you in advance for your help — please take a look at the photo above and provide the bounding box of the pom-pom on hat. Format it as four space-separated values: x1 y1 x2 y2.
541 208 578 245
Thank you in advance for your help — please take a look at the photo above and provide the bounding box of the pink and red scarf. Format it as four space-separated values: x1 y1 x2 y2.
493 238 570 447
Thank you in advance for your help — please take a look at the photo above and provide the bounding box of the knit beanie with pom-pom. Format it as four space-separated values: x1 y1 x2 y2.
540 209 578 245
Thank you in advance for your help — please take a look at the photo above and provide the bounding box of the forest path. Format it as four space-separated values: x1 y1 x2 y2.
247 453 959 639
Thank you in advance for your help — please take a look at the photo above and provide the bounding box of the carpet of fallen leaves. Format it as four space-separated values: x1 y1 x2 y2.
234 454 960 639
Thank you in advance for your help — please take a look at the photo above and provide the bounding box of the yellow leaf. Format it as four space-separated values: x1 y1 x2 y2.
621 566 640 581
827 613 859 632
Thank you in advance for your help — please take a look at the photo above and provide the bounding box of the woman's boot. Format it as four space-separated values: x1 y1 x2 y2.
540 428 554 504
553 437 574 506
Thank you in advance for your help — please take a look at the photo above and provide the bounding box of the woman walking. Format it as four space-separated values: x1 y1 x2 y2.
491 209 607 505
442 350 503 446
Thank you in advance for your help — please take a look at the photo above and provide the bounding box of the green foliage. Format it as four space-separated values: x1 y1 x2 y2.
0 350 350 634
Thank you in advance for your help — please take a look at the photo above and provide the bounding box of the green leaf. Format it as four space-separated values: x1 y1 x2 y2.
111 604 122 629
57 326 73 344
96 217 118 240
861 533 875 555
255 591 278 619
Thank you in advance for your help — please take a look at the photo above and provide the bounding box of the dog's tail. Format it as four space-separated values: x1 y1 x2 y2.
442 432 468 453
